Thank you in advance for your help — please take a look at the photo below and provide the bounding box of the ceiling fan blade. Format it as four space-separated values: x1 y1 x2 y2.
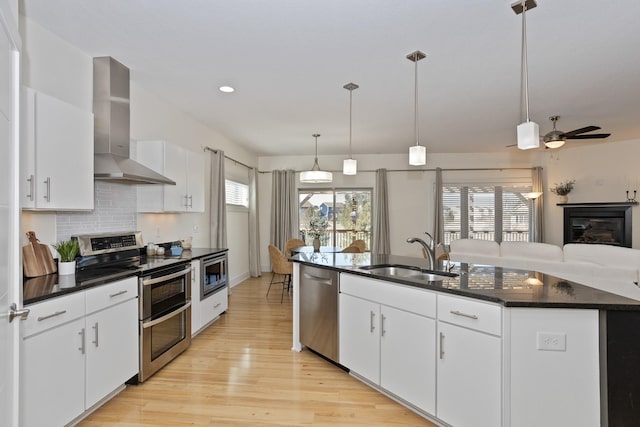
565 133 611 140
561 126 601 137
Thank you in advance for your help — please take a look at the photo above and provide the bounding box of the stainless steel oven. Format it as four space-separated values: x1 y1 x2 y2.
138 262 192 382
201 252 228 299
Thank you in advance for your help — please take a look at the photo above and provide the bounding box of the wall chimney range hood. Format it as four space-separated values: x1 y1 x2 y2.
93 56 175 185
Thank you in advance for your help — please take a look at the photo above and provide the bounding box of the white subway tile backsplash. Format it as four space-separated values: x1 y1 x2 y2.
56 181 137 241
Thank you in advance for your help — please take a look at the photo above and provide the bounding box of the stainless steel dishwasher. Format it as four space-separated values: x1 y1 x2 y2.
299 264 339 363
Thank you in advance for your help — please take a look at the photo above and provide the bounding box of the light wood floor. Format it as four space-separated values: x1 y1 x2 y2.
79 275 437 426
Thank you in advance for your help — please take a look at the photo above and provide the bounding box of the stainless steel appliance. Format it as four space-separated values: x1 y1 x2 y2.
138 262 191 382
73 231 192 383
201 252 228 299
299 264 339 363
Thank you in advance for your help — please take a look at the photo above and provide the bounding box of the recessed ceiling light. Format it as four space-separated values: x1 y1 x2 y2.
219 86 235 93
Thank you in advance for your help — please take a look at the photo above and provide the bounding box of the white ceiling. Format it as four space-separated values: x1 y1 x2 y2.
20 0 640 157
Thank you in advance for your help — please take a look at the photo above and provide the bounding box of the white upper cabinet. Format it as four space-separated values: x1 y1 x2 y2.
134 140 205 212
20 86 94 210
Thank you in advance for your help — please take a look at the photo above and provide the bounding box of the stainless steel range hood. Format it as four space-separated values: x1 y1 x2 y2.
93 57 175 185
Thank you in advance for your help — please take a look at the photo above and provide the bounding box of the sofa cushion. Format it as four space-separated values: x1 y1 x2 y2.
450 239 500 256
563 243 640 268
500 241 563 261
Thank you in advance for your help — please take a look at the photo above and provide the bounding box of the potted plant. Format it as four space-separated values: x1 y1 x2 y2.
550 179 575 203
53 239 79 275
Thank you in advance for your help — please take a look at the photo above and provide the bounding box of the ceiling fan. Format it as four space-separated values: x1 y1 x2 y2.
542 115 611 148
506 115 611 149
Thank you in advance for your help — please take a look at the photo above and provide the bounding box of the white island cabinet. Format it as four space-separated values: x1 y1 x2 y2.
21 277 138 427
330 272 602 427
436 294 502 427
339 273 437 414
20 86 94 210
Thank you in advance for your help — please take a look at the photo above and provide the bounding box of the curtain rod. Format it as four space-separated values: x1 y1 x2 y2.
204 146 254 170
258 167 536 174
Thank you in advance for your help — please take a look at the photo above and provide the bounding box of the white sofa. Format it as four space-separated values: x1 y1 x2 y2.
449 239 640 301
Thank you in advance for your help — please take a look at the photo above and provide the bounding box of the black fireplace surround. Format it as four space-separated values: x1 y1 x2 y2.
561 202 636 248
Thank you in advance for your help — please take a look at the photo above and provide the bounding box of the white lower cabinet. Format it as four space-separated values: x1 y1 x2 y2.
339 274 436 414
436 294 502 427
436 321 502 427
21 277 138 427
191 259 228 336
190 259 202 336
200 287 228 330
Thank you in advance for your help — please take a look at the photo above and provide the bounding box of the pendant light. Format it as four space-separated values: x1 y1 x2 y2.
300 134 333 183
513 0 539 150
407 50 426 166
343 82 359 175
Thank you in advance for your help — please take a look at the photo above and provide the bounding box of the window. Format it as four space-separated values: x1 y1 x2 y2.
225 179 249 207
298 189 372 251
443 184 533 245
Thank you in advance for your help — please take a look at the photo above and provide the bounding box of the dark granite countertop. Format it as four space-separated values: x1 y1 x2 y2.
23 247 228 306
290 252 640 310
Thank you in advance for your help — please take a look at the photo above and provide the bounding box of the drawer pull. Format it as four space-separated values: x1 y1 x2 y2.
109 290 128 298
439 332 445 359
37 310 67 322
214 303 221 308
450 310 478 320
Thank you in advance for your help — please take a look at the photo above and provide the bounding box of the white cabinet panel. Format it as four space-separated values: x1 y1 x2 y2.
21 317 85 427
20 87 94 210
380 305 436 414
135 140 204 212
190 259 201 336
199 287 228 330
339 293 380 384
437 321 502 427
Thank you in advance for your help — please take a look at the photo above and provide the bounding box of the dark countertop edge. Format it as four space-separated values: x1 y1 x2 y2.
292 258 640 311
23 248 228 306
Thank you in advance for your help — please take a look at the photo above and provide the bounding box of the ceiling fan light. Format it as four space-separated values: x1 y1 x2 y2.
544 139 565 149
343 158 357 175
517 121 540 150
409 145 426 166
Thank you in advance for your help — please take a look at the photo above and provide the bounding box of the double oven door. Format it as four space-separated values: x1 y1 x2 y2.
138 262 191 382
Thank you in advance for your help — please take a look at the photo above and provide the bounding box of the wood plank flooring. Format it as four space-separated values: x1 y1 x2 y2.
79 275 436 426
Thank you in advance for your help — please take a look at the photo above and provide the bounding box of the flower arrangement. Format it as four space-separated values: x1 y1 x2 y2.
308 214 328 239
550 180 575 196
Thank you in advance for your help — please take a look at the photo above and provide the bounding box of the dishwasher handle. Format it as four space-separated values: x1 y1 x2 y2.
302 273 333 286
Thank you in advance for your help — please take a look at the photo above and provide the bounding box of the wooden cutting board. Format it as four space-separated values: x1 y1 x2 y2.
23 231 57 277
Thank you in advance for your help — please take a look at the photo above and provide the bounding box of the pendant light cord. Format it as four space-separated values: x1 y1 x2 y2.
521 0 531 123
414 53 420 146
349 89 353 158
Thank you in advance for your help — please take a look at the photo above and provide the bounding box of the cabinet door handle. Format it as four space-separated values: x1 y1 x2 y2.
188 195 193 208
439 332 445 359
26 174 34 200
92 322 99 347
109 290 128 298
450 310 479 320
381 314 387 337
37 310 67 322
370 310 376 333
78 328 86 354
43 177 51 202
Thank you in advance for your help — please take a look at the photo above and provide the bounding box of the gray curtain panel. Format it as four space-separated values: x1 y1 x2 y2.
531 166 544 242
209 149 227 248
372 168 391 254
270 169 297 251
248 168 261 277
433 167 444 245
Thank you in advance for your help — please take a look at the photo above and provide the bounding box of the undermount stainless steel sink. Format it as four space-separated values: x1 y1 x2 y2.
359 264 457 282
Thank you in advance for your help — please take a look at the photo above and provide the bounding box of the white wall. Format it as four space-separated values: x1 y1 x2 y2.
19 16 257 284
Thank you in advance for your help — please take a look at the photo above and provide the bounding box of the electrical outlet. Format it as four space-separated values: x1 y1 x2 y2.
536 332 566 351
193 224 200 234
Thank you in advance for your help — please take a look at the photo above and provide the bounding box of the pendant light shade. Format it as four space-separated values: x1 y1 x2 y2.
513 0 539 150
343 82 359 175
407 50 427 166
300 134 333 183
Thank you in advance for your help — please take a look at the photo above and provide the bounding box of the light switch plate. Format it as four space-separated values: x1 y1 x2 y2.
536 332 566 351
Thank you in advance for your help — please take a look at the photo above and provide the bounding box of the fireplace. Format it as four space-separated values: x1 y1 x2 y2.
562 203 635 248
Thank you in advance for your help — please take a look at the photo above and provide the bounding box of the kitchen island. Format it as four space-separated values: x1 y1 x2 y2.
290 252 640 427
